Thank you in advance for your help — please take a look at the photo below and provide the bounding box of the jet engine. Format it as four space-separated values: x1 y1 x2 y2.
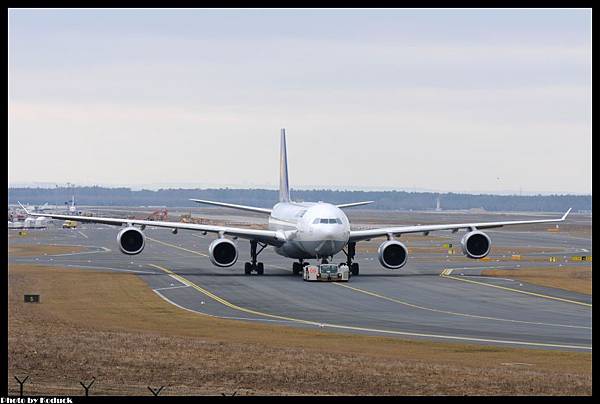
117 226 146 255
377 240 408 269
461 230 491 259
208 238 238 267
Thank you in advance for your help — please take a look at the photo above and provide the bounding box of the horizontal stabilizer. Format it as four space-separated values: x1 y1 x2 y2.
189 199 272 215
336 201 374 209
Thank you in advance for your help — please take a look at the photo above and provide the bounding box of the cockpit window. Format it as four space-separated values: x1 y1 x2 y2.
314 218 342 224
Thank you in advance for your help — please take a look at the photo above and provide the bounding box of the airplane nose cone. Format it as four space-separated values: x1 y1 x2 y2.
322 227 338 239
314 225 349 256
323 227 348 242
315 239 346 256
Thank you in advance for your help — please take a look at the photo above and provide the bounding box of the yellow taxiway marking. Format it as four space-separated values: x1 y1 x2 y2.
440 271 591 308
332 283 589 329
147 264 591 350
146 237 209 257
149 264 316 325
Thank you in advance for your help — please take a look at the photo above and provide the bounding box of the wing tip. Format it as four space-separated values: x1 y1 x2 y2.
337 201 375 209
562 208 572 220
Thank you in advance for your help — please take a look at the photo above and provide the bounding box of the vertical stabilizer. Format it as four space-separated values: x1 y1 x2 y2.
279 128 291 202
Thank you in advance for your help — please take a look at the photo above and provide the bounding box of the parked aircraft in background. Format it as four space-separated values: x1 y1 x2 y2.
20 129 571 275
20 202 56 213
65 194 82 215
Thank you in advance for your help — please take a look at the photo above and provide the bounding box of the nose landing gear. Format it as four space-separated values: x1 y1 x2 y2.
245 240 266 275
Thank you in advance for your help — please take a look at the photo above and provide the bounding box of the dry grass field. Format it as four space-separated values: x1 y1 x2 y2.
8 262 591 396
481 265 592 295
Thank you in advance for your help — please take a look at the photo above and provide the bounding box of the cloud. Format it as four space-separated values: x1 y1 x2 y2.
8 11 591 193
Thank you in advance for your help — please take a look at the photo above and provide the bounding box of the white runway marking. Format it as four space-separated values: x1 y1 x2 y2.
168 274 189 286
45 246 111 257
154 285 191 291
152 290 298 324
77 230 88 239
447 265 519 271
64 264 155 274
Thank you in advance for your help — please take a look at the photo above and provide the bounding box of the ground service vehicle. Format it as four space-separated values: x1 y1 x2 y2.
62 220 78 229
303 263 349 282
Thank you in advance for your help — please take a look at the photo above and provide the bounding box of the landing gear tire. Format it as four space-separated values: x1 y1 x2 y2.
245 262 264 274
292 262 301 275
247 240 267 275
350 263 359 276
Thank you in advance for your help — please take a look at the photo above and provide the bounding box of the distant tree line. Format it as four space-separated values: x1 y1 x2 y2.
8 186 591 213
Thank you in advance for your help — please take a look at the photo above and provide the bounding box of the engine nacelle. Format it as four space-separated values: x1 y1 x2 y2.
117 227 145 255
208 238 238 267
461 230 491 259
377 240 408 269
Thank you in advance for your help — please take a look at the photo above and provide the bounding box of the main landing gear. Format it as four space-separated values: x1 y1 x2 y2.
245 240 266 275
342 242 359 276
292 260 309 275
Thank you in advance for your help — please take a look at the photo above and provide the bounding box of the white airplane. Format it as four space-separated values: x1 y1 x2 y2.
66 194 82 215
19 129 571 276
20 202 56 213
68 195 75 213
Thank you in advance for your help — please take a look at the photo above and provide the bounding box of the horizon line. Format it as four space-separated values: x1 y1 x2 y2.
7 183 591 197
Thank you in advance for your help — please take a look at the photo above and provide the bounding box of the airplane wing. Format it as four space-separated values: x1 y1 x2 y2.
349 209 571 243
189 199 272 214
336 201 374 209
18 202 287 246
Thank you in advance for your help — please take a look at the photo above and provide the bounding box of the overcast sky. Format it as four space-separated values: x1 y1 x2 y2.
8 9 591 194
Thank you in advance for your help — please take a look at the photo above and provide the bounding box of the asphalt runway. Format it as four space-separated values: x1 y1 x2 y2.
9 215 592 352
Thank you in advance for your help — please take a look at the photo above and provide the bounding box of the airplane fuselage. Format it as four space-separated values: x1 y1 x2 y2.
268 202 350 259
